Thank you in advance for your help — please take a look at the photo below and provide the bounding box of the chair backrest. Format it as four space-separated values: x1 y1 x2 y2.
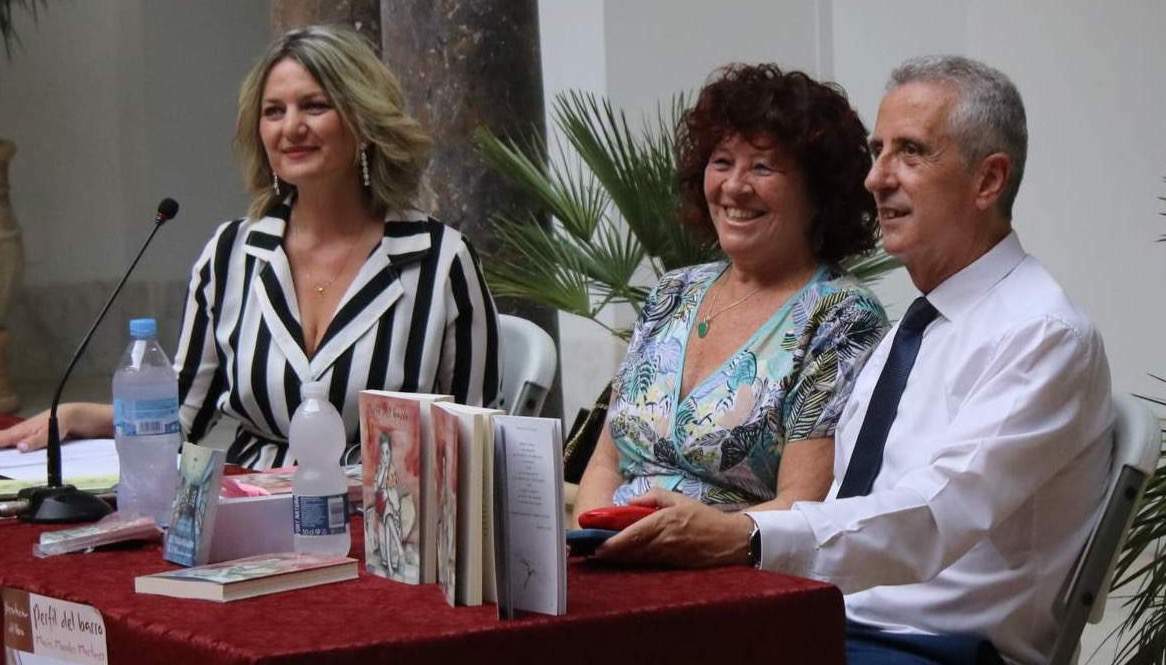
496 314 557 416
1048 393 1160 665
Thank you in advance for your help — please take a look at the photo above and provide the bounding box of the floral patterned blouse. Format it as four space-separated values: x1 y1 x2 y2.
609 262 888 510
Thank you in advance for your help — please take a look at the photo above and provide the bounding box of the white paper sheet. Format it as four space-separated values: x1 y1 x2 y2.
0 438 119 481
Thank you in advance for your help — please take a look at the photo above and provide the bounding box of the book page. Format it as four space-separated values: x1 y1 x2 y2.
0 438 119 483
494 416 565 617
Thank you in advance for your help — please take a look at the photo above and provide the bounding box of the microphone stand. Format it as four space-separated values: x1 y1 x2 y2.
19 200 177 523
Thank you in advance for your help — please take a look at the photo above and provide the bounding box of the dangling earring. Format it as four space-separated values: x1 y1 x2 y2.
360 144 371 188
272 172 281 196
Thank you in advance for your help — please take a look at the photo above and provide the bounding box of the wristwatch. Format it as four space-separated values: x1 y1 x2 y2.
746 515 761 569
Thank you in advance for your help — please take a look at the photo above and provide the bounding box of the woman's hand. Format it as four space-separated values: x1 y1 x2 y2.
0 403 114 452
594 489 753 568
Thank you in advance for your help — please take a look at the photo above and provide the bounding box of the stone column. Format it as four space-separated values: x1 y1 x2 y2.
271 0 381 47
0 139 24 413
380 0 562 418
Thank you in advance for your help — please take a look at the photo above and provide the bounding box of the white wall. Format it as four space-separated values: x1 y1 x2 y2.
539 0 1166 414
0 0 268 285
0 0 270 382
831 0 1166 397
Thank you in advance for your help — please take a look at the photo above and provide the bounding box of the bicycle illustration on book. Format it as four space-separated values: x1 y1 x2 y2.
368 431 418 581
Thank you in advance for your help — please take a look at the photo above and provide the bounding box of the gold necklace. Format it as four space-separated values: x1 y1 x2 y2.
306 231 367 297
696 278 764 338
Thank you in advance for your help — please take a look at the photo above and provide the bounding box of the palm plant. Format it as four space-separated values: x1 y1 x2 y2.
474 90 900 340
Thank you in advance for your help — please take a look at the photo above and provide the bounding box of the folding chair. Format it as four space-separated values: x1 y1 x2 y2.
1048 393 1161 664
496 314 557 417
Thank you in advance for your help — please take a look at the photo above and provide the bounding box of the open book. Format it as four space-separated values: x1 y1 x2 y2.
492 415 566 618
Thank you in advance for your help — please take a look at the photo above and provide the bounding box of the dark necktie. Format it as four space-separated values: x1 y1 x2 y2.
836 296 939 498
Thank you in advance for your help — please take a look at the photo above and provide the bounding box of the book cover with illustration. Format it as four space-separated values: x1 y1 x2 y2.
360 392 423 583
431 404 459 606
164 443 227 567
433 402 504 606
359 390 451 584
135 551 357 602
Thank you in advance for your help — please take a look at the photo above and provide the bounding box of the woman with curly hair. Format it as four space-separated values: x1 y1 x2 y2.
572 64 888 561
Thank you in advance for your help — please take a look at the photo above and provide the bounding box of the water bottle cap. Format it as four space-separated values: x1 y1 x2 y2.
129 318 158 338
300 381 328 399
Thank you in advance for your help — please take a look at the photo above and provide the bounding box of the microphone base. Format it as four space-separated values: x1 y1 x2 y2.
17 484 113 524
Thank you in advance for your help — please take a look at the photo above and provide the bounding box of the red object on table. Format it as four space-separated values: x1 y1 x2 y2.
0 516 845 665
577 505 659 530
0 412 20 430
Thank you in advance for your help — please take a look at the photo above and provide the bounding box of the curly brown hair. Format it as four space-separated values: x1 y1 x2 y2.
676 63 878 264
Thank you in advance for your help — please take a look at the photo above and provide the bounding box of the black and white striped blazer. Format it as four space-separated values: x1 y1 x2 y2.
174 203 499 469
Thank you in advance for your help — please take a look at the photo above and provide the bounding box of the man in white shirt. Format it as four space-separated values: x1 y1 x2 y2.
596 56 1112 665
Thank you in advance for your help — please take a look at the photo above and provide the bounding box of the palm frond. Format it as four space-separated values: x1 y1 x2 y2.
483 214 592 316
473 127 606 241
554 91 719 270
576 220 646 309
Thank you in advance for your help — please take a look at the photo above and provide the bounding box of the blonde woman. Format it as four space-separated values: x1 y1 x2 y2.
0 26 500 469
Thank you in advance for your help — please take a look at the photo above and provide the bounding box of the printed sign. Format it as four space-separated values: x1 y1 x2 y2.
3 588 107 665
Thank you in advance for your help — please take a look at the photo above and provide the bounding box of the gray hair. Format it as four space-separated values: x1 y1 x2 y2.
888 55 1027 219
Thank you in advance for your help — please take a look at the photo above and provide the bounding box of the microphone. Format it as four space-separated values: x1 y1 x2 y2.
19 198 180 523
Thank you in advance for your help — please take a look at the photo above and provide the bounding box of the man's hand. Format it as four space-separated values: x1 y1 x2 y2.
0 410 51 452
593 489 753 568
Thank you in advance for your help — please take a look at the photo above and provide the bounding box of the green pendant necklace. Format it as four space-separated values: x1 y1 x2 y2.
696 279 763 338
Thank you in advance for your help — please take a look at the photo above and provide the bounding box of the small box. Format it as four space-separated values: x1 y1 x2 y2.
208 494 293 563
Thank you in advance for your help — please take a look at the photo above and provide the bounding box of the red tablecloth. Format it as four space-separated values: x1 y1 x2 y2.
1 516 844 665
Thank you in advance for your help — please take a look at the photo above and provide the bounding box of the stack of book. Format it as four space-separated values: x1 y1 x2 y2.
359 391 566 616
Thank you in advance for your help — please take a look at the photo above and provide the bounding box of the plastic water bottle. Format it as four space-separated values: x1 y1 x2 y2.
289 381 351 555
112 318 182 526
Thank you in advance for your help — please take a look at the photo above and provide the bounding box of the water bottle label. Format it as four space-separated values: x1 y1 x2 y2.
293 494 349 536
114 397 181 437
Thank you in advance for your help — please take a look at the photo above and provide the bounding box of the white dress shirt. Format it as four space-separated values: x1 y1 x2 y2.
747 232 1113 665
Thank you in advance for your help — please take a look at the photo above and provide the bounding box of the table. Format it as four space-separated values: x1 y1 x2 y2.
1 517 844 665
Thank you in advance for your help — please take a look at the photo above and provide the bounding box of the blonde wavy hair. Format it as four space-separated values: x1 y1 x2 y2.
235 25 432 219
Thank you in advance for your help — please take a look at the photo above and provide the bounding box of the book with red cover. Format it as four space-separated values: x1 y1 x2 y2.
431 404 459 605
359 391 451 584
